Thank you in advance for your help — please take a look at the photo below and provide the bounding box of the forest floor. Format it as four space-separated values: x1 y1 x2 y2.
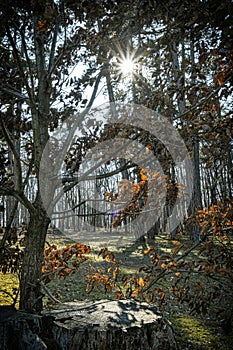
1 230 233 349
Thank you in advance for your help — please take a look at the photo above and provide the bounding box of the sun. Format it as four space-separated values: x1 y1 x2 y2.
119 57 135 76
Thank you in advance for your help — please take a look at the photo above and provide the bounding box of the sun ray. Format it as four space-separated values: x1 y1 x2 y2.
107 40 146 84
119 57 135 75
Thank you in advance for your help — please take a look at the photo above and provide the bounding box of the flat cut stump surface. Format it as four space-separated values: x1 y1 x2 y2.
43 299 178 349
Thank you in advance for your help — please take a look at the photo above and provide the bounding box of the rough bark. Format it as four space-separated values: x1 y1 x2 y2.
19 197 50 313
43 299 178 350
0 306 48 350
0 300 178 350
0 299 178 350
17 21 52 313
192 140 202 211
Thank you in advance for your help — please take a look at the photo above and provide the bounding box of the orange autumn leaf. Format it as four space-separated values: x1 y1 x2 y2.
198 282 205 289
131 290 139 298
172 240 182 246
140 169 147 181
113 266 119 279
36 20 49 32
218 268 230 275
115 291 123 299
160 292 166 302
138 277 145 287
146 144 153 150
143 247 153 254
168 261 176 268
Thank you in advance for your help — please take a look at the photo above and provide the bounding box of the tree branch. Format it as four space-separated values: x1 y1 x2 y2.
0 157 34 251
175 73 232 120
86 69 103 108
0 117 23 193
0 86 29 100
62 160 134 184
47 69 105 213
0 185 35 213
48 17 60 74
6 28 34 106
47 17 67 79
39 281 61 304
142 231 213 293
19 26 35 99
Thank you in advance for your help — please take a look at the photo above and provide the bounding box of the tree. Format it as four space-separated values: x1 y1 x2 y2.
79 0 232 237
0 0 232 315
0 0 112 312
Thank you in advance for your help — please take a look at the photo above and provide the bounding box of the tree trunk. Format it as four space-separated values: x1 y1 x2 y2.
19 197 50 313
227 147 232 198
192 140 202 211
18 22 52 313
187 36 202 242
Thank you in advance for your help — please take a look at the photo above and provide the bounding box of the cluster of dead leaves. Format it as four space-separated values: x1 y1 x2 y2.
42 243 90 284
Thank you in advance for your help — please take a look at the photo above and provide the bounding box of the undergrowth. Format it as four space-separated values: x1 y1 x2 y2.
1 232 232 350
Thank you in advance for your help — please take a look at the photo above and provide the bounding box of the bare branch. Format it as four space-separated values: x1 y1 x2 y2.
6 28 34 106
62 160 134 184
19 27 35 98
0 158 34 250
0 185 35 213
48 17 60 74
0 116 23 193
0 86 29 100
39 281 61 304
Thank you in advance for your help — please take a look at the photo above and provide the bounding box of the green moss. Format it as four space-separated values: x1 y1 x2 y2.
171 314 233 350
0 272 19 307
1 235 233 350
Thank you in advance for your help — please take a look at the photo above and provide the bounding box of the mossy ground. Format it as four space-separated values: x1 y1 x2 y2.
170 314 233 350
0 272 19 307
1 232 232 349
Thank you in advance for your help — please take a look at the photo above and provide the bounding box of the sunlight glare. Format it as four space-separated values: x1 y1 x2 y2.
119 58 135 75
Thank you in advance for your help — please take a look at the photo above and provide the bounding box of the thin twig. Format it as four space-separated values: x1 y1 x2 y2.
40 281 62 304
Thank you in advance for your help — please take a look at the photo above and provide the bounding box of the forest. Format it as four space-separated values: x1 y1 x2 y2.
0 0 232 349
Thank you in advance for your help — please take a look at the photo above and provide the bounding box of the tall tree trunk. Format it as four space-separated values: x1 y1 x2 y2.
19 196 50 313
192 140 202 211
189 37 202 240
227 147 232 199
18 21 52 313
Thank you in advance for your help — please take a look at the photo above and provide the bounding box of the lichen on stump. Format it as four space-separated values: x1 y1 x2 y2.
43 299 178 350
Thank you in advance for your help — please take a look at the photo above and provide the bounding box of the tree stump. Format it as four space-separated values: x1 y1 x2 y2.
0 306 47 350
43 299 178 350
0 300 177 349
